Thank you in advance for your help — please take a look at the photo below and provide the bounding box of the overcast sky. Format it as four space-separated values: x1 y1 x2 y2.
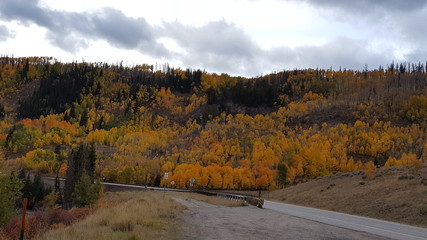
0 0 426 76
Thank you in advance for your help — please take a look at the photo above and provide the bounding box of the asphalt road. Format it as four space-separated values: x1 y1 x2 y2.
42 177 426 239
174 197 389 240
264 200 427 240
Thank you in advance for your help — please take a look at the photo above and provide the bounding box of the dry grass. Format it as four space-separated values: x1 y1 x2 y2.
269 163 427 228
33 190 246 240
36 191 186 240
1 208 93 240
31 163 426 240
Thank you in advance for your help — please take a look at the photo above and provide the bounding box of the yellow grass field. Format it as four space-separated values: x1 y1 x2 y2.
36 191 185 240
34 191 245 240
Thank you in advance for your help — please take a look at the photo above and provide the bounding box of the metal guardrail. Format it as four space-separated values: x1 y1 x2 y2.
42 177 191 192
42 177 264 208
196 190 264 208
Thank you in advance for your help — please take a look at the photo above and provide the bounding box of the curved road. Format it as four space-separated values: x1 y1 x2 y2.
100 181 427 239
264 200 427 240
174 197 389 240
42 177 427 239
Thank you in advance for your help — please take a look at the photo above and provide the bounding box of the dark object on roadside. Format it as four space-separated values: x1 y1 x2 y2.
398 175 415 180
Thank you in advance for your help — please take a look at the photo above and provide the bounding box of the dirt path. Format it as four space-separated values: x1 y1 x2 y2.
173 197 390 240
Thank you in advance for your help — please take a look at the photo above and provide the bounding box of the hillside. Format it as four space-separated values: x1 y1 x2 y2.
269 163 427 228
0 56 426 192
0 56 426 239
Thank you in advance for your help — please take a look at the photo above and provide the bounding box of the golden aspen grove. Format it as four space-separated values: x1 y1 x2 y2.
1 56 426 190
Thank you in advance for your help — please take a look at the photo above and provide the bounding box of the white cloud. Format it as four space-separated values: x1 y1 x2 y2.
0 0 426 76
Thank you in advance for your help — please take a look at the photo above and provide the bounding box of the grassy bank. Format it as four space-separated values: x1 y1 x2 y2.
34 190 247 240
36 191 185 240
269 163 427 228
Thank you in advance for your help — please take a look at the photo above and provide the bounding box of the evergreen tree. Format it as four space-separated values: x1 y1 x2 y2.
72 173 102 208
88 144 96 178
79 108 89 127
19 171 52 209
0 174 23 226
54 166 63 205
16 169 51 209
277 163 288 188
98 115 105 129
63 144 97 208
0 102 5 120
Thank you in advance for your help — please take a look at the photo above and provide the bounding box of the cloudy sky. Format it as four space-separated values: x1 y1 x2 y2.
0 0 426 76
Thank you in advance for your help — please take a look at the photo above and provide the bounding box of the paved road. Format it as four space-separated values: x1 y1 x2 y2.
174 197 389 240
42 177 426 239
264 200 427 240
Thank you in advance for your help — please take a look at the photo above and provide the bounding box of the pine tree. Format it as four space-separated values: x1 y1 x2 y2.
54 167 63 205
72 173 102 207
79 108 89 127
0 102 5 120
277 163 287 187
0 174 23 226
88 143 96 178
19 171 51 209
63 144 97 208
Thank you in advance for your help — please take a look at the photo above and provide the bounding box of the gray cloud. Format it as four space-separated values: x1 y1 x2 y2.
0 0 168 55
0 0 53 27
165 20 390 75
291 38 391 69
282 0 427 70
89 8 153 49
294 0 427 14
164 20 263 75
250 38 391 74
398 9 427 44
0 25 14 41
407 49 427 63
0 0 425 76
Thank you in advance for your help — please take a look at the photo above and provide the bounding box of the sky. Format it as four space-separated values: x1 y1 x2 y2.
0 0 426 77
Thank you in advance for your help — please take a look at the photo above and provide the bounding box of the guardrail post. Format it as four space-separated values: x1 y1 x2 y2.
257 198 264 208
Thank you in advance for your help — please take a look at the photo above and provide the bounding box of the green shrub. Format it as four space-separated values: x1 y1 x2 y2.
72 173 102 208
19 170 52 209
0 174 23 226
5 123 42 152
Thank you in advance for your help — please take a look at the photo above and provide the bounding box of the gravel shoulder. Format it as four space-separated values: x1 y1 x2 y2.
173 197 390 240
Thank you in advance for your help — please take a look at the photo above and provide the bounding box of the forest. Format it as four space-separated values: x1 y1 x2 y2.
0 56 426 193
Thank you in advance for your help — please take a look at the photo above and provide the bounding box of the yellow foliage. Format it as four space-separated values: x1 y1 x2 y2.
384 153 421 167
18 149 57 173
402 95 427 123
302 91 323 101
161 162 175 173
363 161 376 179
